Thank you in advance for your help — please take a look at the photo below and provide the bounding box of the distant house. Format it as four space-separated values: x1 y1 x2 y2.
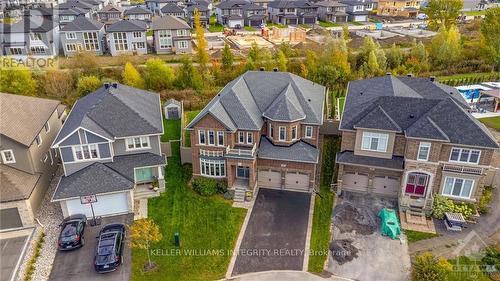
0 93 66 230
377 0 419 17
267 0 319 25
340 0 374 22
107 19 148 56
146 0 177 14
186 4 210 27
243 3 267 27
124 6 153 21
60 16 105 56
50 83 166 218
316 0 348 22
163 99 182 120
57 7 91 26
215 0 249 28
160 3 186 18
1 17 59 58
97 4 124 24
152 15 192 54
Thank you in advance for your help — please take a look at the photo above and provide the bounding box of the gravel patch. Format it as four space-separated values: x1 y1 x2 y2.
17 169 64 281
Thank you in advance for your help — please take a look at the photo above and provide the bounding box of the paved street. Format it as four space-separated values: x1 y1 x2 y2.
232 188 312 276
0 234 30 281
49 214 133 281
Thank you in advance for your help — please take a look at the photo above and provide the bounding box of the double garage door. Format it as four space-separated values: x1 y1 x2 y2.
257 170 310 191
342 172 400 196
65 192 130 218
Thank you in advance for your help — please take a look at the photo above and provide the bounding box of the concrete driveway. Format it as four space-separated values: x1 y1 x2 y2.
232 188 312 276
328 191 411 281
49 214 132 281
0 230 32 281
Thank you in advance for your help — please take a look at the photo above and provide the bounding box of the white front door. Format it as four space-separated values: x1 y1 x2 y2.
65 192 130 217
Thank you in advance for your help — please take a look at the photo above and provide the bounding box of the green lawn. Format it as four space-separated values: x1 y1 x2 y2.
265 22 287 29
132 142 247 281
184 110 200 147
447 256 490 281
478 116 500 132
161 119 181 142
208 24 225 32
464 10 486 16
318 20 341 28
438 72 499 81
349 21 364 26
244 26 257 31
405 230 439 243
308 137 339 272
337 97 345 118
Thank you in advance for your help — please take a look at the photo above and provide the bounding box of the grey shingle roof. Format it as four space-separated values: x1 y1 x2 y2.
263 84 306 122
151 15 190 30
99 4 123 13
4 18 57 33
53 152 165 200
341 75 498 148
160 3 185 13
60 16 104 32
268 0 317 9
107 19 147 32
336 151 404 170
53 83 163 146
0 165 41 202
164 98 181 107
187 71 325 132
124 6 153 15
216 0 250 9
258 137 319 163
186 4 210 12
316 0 347 7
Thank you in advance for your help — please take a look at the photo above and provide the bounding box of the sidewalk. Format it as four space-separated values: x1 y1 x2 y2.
226 270 353 281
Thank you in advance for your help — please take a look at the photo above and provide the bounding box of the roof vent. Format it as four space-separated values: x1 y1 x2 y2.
407 73 413 77
273 67 278 72
104 82 110 89
409 114 414 119
259 67 265 71
449 91 453 95
360 92 363 95
386 72 391 76
112 82 118 88
307 98 311 102
430 76 436 82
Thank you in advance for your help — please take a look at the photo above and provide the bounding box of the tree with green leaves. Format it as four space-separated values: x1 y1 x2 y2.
194 10 209 72
364 50 381 77
480 7 500 70
412 252 452 281
221 44 234 70
342 25 350 41
175 56 202 91
43 69 74 98
0 66 37 96
424 0 463 30
385 43 404 70
76 75 101 96
129 218 162 270
122 62 144 89
248 42 260 64
275 50 287 72
144 58 174 91
428 24 462 68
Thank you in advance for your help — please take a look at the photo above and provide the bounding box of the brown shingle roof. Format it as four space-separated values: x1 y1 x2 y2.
0 93 60 147
0 165 41 202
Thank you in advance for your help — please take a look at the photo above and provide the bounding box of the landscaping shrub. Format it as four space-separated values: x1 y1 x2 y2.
223 190 235 200
482 246 500 276
412 252 452 281
432 195 476 220
216 180 228 194
192 177 218 196
478 186 494 214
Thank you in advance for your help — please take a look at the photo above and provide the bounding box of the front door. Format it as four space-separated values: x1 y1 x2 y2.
136 167 153 182
237 166 250 179
405 173 428 196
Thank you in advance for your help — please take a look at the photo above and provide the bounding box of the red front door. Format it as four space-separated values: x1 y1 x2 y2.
405 173 428 196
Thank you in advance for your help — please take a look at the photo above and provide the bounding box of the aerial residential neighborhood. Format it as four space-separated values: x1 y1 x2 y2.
0 0 499 280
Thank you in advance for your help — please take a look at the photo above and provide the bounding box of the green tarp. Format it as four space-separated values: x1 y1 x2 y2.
378 208 401 240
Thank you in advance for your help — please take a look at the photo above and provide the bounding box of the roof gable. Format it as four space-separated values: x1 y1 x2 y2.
354 105 401 132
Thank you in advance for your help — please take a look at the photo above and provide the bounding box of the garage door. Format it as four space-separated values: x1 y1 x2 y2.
0 208 23 229
373 176 400 196
285 172 310 191
354 16 366 22
167 107 179 119
342 172 369 192
65 192 130 217
258 170 281 188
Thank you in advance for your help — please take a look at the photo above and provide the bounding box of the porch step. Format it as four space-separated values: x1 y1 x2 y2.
407 206 425 217
233 188 246 203
134 188 163 200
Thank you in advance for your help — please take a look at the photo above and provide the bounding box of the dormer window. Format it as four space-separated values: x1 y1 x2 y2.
279 126 286 141
73 144 99 161
291 126 297 140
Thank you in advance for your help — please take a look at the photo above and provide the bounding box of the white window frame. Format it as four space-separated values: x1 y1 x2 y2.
133 31 143 38
238 132 245 144
83 32 100 51
417 142 431 161
125 136 151 151
35 134 42 146
279 126 286 141
66 32 77 40
44 122 50 133
1 149 16 164
43 153 48 163
305 126 313 138
72 144 100 162
158 30 173 49
176 29 189 36
449 147 481 164
442 176 474 199
247 132 253 144
10 47 23 55
66 43 77 52
217 131 224 146
361 132 388 152
198 130 206 145
268 123 274 139
113 32 128 51
200 158 226 177
291 126 297 140
208 130 215 145
178 40 188 49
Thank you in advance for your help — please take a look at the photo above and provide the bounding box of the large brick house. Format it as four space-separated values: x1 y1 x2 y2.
336 74 499 217
186 71 325 200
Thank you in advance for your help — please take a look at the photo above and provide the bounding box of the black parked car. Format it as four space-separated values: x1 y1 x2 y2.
94 224 126 273
57 214 87 251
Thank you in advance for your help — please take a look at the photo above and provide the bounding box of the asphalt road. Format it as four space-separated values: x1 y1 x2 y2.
232 188 311 276
49 214 132 281
1 235 29 281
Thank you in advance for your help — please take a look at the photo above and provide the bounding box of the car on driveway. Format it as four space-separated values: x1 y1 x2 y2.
94 224 126 273
58 214 87 251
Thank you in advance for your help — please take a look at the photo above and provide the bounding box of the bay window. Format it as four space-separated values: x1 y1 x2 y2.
291 126 297 140
279 126 286 141
442 176 474 199
126 136 150 150
417 142 431 161
305 126 313 138
73 144 99 161
200 159 226 177
361 132 388 152
247 132 253 144
269 123 274 139
449 148 480 164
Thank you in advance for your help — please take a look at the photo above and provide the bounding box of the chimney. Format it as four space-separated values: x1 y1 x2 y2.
386 72 391 76
260 67 265 71
273 67 278 72
104 82 110 89
407 73 413 77
430 76 436 82
112 82 118 88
